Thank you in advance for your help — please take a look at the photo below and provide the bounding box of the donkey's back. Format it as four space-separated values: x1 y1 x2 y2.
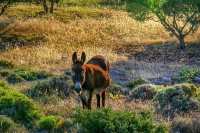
87 55 110 72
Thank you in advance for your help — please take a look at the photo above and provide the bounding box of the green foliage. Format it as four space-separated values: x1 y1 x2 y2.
37 116 74 132
126 78 147 89
175 83 199 97
73 108 168 133
6 68 50 84
154 84 200 117
108 83 123 95
130 84 156 100
127 0 200 49
13 69 50 81
0 115 17 132
27 76 69 98
6 73 25 84
0 61 50 84
176 67 200 83
0 82 42 128
127 0 200 22
38 116 59 130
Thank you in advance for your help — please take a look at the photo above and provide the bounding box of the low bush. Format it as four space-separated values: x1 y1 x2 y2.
38 116 59 131
0 115 17 132
0 82 42 128
13 69 50 81
0 115 27 132
154 84 200 117
129 84 157 101
6 69 50 83
6 73 25 84
175 67 200 83
126 78 147 89
0 69 11 77
171 118 200 133
27 76 69 98
108 83 123 95
73 108 168 133
174 83 198 98
0 60 14 69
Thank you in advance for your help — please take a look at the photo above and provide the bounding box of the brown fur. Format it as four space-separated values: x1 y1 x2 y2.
71 52 111 109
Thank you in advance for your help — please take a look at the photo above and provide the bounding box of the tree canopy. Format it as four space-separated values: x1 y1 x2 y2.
127 0 200 49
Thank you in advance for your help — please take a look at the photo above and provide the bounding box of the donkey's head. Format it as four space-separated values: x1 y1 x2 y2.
71 52 86 93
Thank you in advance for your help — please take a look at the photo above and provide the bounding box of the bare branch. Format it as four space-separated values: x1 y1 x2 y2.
184 22 199 36
0 0 11 16
181 11 197 32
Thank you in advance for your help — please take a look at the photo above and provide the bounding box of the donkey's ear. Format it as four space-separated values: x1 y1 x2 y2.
72 52 77 64
81 52 86 64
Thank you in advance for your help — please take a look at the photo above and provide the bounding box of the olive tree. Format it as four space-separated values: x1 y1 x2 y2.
127 0 200 49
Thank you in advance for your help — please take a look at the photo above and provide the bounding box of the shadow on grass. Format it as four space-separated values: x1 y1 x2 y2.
0 18 45 51
111 42 200 84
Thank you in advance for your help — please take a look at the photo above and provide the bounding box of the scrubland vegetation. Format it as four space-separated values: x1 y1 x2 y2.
0 0 200 132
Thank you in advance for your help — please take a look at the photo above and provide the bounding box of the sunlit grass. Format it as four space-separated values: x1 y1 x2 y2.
0 4 200 73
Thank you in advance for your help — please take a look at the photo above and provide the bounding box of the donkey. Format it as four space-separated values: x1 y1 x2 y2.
71 52 111 109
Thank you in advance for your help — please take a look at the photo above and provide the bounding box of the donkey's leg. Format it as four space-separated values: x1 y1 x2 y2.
87 91 93 109
80 95 87 109
96 94 101 108
102 91 106 107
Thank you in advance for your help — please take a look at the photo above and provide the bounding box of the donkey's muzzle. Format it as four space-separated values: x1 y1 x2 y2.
74 82 81 93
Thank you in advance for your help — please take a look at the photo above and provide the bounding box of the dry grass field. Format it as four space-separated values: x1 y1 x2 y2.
1 5 200 72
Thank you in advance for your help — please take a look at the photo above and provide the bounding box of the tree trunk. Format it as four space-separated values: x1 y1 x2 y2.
50 0 54 13
42 0 48 14
178 35 186 49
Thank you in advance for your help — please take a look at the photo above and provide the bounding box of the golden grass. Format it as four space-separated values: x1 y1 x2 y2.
0 4 200 73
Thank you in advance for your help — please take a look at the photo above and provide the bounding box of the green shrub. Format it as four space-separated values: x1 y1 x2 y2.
175 67 200 83
0 115 28 132
154 84 200 117
0 115 17 132
38 116 74 132
13 69 50 81
0 60 14 69
174 83 198 98
129 84 157 101
0 83 42 128
6 73 25 84
6 69 50 83
0 69 11 77
108 83 123 95
38 116 59 130
126 78 147 89
27 76 69 98
73 108 168 133
171 118 200 133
